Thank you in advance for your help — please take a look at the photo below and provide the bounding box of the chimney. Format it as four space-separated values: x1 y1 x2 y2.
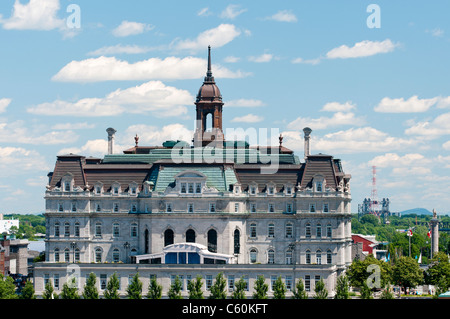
106 127 117 155
303 127 312 158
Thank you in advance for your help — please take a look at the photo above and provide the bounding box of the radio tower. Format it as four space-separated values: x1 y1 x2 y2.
370 166 380 215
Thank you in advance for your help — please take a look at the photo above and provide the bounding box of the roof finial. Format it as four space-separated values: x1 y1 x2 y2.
204 45 214 82
134 134 139 147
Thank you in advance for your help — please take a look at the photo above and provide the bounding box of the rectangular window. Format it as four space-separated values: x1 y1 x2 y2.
244 276 249 291
268 203 275 213
271 276 277 291
250 224 257 238
286 186 292 195
44 274 50 288
250 186 256 195
316 182 322 192
113 203 119 212
131 187 137 195
166 203 172 213
250 203 256 213
206 275 213 290
54 274 60 290
58 203 63 212
113 187 119 195
188 183 194 194
286 224 293 238
195 183 202 194
100 274 107 290
305 275 311 292
315 275 321 287
285 276 292 291
131 204 137 213
96 203 101 212
64 182 70 192
209 203 216 213
187 203 194 213
323 203 329 213
228 275 235 291
309 203 316 213
268 224 275 238
181 183 186 194
71 202 77 212
234 203 239 213
113 224 119 237
286 203 292 213
95 223 102 237
131 224 138 237
95 186 101 194
268 186 274 195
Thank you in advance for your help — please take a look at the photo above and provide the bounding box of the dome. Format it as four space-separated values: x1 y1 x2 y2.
195 45 223 104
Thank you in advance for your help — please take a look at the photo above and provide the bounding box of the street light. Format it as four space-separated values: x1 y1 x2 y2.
123 241 130 263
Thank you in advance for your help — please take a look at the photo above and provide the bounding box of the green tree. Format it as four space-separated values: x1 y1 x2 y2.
168 276 183 299
147 277 162 299
425 252 450 288
433 276 449 299
272 276 286 299
347 254 391 289
0 274 17 299
187 275 204 299
379 283 394 299
334 274 349 299
42 279 57 299
82 272 99 299
126 273 143 299
292 278 308 299
252 275 268 299
231 276 247 299
104 272 120 299
359 281 372 299
20 280 36 299
209 272 227 299
392 256 424 293
313 278 328 299
60 278 80 299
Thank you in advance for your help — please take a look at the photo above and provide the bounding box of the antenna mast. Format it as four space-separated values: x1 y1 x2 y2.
370 165 380 215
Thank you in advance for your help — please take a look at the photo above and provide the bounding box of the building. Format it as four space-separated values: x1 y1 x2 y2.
0 214 20 234
0 237 30 276
33 47 352 298
351 234 387 261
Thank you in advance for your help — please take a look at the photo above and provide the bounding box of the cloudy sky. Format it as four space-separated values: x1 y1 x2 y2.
1 0 450 214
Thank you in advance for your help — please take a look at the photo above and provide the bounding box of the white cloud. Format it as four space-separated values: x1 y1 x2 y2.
58 139 110 157
368 153 431 168
28 80 193 117
0 147 49 177
428 27 444 37
248 53 273 63
174 24 241 51
0 98 11 113
326 39 398 59
52 55 248 82
230 114 264 123
374 95 438 113
405 112 450 138
112 20 153 37
219 5 247 19
321 101 356 112
443 141 450 150
225 99 265 107
224 56 240 63
51 122 96 130
197 7 212 17
265 10 297 23
287 112 364 130
0 0 64 30
291 57 321 65
87 44 154 56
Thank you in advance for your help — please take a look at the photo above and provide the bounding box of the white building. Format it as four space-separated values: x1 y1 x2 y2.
0 214 19 234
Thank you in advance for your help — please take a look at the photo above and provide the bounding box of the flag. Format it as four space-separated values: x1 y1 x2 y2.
407 229 413 237
427 230 431 238
418 253 422 264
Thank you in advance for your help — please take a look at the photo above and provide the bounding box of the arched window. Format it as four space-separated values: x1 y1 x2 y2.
95 247 102 263
250 248 258 263
268 249 275 264
286 249 293 265
113 223 120 237
130 223 138 237
112 248 120 262
74 248 80 262
326 224 332 238
207 229 217 252
316 249 322 265
327 249 332 264
74 222 80 237
268 223 275 238
64 222 70 237
316 224 322 238
234 229 240 254
54 222 60 237
64 248 70 262
186 229 196 243
54 248 60 262
164 229 174 246
306 250 311 264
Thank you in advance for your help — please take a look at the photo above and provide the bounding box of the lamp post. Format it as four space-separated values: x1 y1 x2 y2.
123 241 130 263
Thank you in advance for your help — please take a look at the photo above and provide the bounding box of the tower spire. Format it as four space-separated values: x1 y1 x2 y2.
205 45 214 82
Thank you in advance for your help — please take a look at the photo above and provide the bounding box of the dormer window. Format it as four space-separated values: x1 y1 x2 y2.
61 173 74 192
94 183 103 195
286 186 292 195
64 181 71 192
166 203 173 213
267 186 274 195
188 183 194 194
195 183 202 194
175 171 207 195
316 182 323 192
250 186 257 195
181 183 187 194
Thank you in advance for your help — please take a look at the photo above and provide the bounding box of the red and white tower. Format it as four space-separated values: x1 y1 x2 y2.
370 166 380 214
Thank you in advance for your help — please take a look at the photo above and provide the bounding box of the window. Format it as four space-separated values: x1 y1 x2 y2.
205 275 212 290
315 276 321 288
316 182 322 192
186 229 195 243
164 229 174 246
323 203 329 213
209 203 216 213
234 203 239 213
234 229 240 254
113 186 119 195
268 249 275 264
228 275 235 291
268 223 275 238
271 276 277 290
306 250 311 264
58 203 63 212
327 224 332 238
95 248 102 263
250 223 257 238
71 202 77 212
54 249 60 262
286 250 293 265
180 183 187 194
268 186 274 195
96 203 101 212
131 223 138 237
130 186 137 195
166 203 172 213
131 204 137 213
195 183 202 194
100 274 107 290
95 222 102 237
316 250 322 265
54 223 60 237
327 250 332 264
187 203 194 213
250 249 257 263
250 203 256 213
74 222 80 237
74 248 80 262
285 276 293 291
305 223 311 238
286 203 293 213
286 186 292 195
309 203 316 213
286 223 293 238
207 229 217 253
64 222 70 237
95 186 101 194
64 181 71 192
113 223 120 237
316 224 322 238
54 274 60 290
112 249 120 263
113 203 119 212
234 186 240 194
250 186 256 195
188 183 194 194
268 203 275 213
305 275 311 292
64 248 70 262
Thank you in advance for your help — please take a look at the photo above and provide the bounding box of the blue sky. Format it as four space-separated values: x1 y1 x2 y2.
1 0 450 214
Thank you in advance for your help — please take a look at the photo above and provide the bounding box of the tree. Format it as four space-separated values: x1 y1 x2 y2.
168 275 183 299
42 279 57 299
313 278 328 299
433 276 449 299
292 278 308 299
126 273 143 299
379 283 394 299
188 275 204 299
252 275 268 299
60 278 80 299
347 254 391 289
209 272 227 299
359 281 372 299
334 274 349 299
104 272 120 299
425 252 450 289
231 276 247 299
0 274 17 299
147 277 162 299
392 256 423 293
20 280 36 299
272 276 286 299
82 272 99 299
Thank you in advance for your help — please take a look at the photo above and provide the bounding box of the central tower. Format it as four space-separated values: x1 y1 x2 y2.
193 46 225 147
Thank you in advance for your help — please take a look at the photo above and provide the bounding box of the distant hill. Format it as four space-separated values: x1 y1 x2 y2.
400 208 433 216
